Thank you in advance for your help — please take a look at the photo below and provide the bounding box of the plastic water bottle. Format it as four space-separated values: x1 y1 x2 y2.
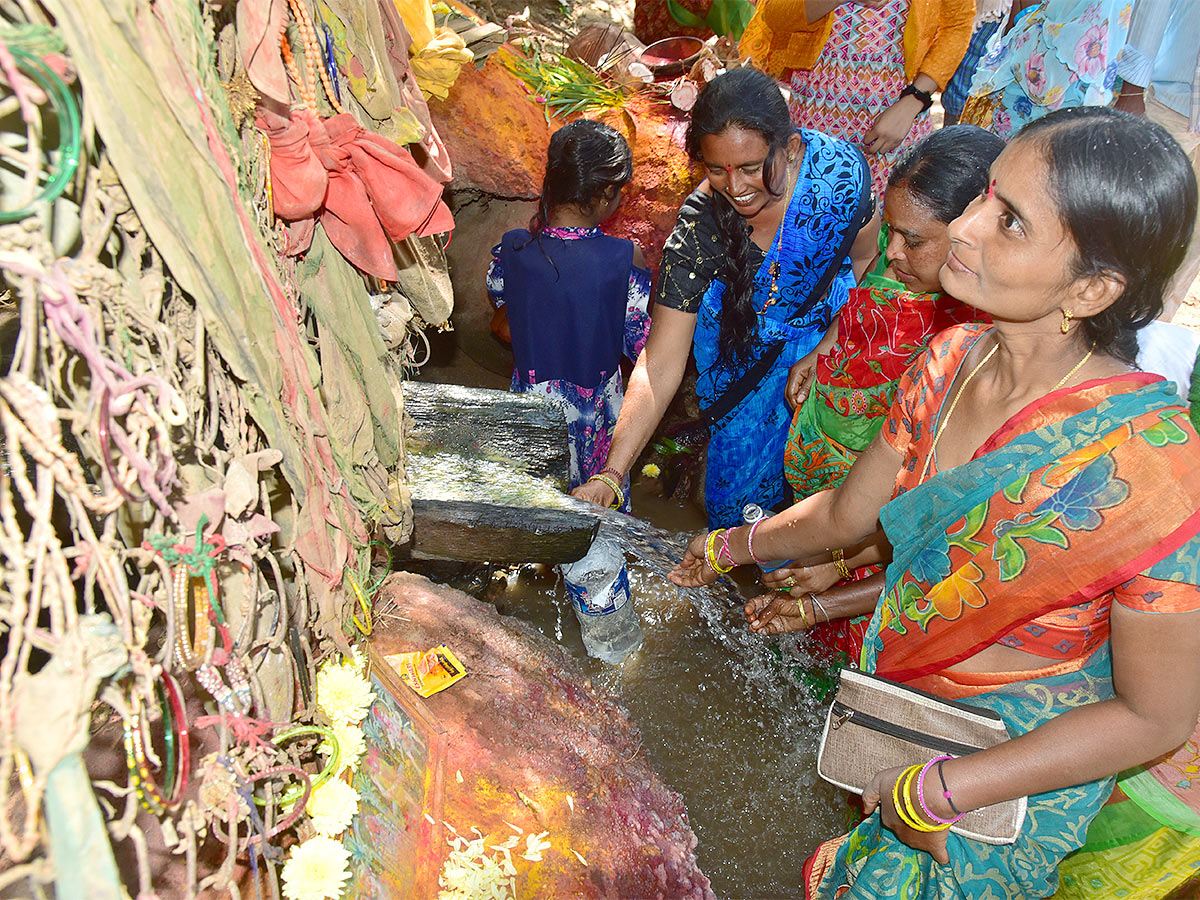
742 503 794 574
560 529 643 664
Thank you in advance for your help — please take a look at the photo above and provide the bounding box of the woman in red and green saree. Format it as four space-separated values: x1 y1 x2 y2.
746 125 1002 663
669 106 1200 899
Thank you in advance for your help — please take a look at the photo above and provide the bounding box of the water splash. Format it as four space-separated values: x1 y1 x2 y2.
527 508 850 897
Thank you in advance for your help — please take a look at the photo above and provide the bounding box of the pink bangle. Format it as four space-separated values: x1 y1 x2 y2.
747 519 765 564
917 755 962 826
717 529 735 567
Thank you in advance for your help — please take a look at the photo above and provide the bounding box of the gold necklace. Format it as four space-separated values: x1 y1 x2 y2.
920 340 1096 483
758 164 799 314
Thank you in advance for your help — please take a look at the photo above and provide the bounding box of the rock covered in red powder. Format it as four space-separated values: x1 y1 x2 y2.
594 91 696 275
427 47 553 199
372 572 715 899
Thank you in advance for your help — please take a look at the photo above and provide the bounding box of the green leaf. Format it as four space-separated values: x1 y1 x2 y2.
947 501 988 556
666 0 709 29
1002 472 1030 504
666 0 753 39
991 512 1068 582
707 0 754 40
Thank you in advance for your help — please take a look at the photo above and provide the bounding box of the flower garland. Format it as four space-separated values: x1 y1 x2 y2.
281 651 375 900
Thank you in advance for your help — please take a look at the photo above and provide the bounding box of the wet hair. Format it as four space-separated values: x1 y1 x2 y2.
1012 106 1198 365
888 125 1005 224
529 119 633 236
685 67 793 366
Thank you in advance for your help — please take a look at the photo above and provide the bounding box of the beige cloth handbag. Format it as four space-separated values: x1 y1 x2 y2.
816 668 1028 844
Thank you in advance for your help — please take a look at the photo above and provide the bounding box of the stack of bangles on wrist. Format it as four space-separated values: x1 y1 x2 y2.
832 547 851 580
704 528 736 573
893 756 964 832
587 467 626 510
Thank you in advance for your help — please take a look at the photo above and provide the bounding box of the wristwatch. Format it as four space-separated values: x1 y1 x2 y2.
898 83 934 113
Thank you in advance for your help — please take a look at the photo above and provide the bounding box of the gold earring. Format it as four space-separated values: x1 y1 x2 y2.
1060 309 1073 334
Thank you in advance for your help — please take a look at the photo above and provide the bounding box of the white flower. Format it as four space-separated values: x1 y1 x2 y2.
316 659 375 725
344 646 366 673
438 835 516 900
281 836 351 900
306 778 360 838
319 721 366 776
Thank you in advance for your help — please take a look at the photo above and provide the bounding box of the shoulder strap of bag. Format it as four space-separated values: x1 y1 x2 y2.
702 148 874 427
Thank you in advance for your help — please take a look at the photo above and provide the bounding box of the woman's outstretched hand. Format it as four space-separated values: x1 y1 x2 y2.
760 561 841 595
863 766 952 865
668 531 720 587
570 479 615 508
745 592 812 633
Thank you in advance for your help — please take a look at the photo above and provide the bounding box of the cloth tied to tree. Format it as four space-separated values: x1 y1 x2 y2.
257 107 453 279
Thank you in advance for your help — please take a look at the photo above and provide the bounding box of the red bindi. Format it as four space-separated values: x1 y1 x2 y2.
986 179 997 199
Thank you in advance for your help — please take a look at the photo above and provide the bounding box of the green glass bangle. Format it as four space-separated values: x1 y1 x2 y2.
258 725 339 807
0 47 81 222
154 676 177 801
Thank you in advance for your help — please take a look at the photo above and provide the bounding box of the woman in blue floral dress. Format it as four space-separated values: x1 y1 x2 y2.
961 0 1133 139
487 120 651 511
571 69 877 528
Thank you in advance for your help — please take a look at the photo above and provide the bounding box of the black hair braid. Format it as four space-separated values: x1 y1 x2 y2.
711 193 761 365
686 67 795 368
528 193 554 240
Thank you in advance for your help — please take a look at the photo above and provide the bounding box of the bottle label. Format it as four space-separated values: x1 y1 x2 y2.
565 566 631 617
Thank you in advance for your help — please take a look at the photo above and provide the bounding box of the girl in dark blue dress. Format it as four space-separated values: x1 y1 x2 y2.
487 120 652 511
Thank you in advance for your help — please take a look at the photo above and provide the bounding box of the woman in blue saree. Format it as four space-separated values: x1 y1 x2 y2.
571 67 877 527
669 107 1200 899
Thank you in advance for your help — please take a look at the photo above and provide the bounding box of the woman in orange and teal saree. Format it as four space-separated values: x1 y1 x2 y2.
669 106 1200 899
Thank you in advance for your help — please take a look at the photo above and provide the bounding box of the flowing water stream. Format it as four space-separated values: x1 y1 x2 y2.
487 490 853 899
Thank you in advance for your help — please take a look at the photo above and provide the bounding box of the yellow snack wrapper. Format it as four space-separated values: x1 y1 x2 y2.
387 645 466 697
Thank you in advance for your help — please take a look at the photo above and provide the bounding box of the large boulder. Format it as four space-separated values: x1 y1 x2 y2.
428 48 552 199
373 572 715 899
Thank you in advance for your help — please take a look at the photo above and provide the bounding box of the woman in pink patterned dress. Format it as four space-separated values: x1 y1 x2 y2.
740 0 974 198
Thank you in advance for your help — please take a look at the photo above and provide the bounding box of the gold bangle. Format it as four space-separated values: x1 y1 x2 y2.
891 766 917 825
894 766 950 832
705 529 734 574
587 473 625 510
172 564 211 672
832 548 851 580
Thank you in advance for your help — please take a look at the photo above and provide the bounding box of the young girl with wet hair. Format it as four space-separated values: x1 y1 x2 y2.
487 119 651 511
